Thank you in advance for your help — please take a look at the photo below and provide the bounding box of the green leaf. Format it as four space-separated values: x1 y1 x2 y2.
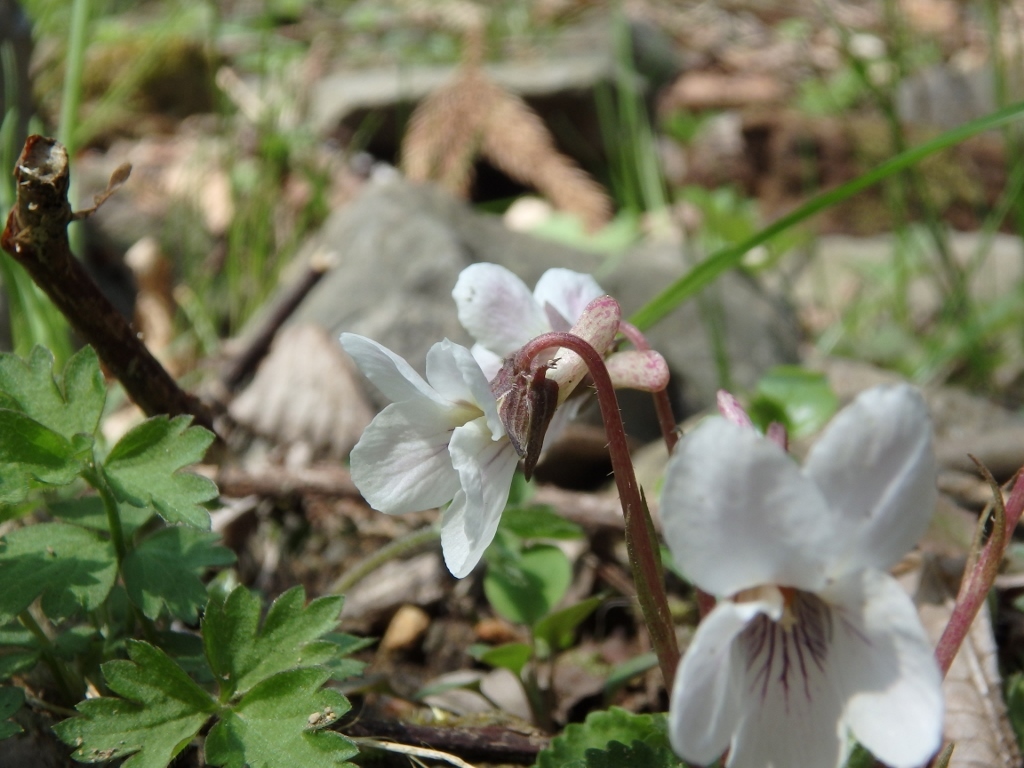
321 632 373 681
0 346 105 441
500 506 584 540
748 366 839 439
205 667 357 768
537 707 676 768
579 739 682 768
533 596 603 655
0 409 88 503
0 686 24 740
0 522 117 623
203 586 344 697
103 415 218 528
54 640 216 768
471 642 532 676
48 495 154 536
123 527 236 622
484 544 572 627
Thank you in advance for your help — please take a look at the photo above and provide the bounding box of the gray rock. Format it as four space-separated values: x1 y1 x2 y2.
287 178 800 435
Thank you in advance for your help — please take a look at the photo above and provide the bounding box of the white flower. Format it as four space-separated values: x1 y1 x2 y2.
453 263 605 379
661 384 943 768
340 333 519 578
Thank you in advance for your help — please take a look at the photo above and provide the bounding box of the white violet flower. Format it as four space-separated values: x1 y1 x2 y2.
340 333 519 578
661 384 943 768
453 263 604 379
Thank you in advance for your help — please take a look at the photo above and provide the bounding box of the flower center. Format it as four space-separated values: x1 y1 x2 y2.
737 590 833 708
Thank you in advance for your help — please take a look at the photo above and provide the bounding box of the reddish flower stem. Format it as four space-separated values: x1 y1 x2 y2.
934 467 1024 677
617 321 678 453
515 332 680 688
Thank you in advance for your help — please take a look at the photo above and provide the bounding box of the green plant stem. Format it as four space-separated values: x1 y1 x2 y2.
330 525 440 595
629 101 1024 331
83 466 127 564
18 609 83 703
514 332 679 689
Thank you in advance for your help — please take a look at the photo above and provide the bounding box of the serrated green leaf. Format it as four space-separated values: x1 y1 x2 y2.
581 739 683 768
205 667 357 768
484 544 571 627
0 686 24 740
536 707 675 768
500 506 584 540
533 596 603 655
472 642 532 676
321 632 373 682
0 522 117 623
123 527 235 622
48 495 154 536
203 586 344 697
0 409 87 503
54 640 216 768
0 346 105 441
103 415 218 528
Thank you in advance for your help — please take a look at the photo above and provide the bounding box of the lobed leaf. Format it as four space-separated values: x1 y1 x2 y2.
576 739 683 768
0 522 117 624
103 415 218 529
0 346 105 442
123 527 235 622
204 667 357 768
537 707 675 768
203 586 344 697
0 409 89 504
54 640 216 768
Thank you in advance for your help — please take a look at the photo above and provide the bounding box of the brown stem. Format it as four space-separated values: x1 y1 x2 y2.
1 136 214 431
515 332 680 688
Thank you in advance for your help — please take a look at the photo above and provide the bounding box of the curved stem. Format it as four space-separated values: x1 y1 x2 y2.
515 332 680 688
19 609 83 704
330 525 440 595
617 321 678 453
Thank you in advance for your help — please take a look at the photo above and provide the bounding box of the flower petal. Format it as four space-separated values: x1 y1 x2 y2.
425 339 503 438
470 343 503 382
605 350 670 392
669 598 772 765
350 401 463 514
340 333 444 406
532 268 604 331
825 570 943 768
440 419 520 578
453 263 550 356
804 384 937 575
661 418 842 596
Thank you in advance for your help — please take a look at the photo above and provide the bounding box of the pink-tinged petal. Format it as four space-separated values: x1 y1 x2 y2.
350 401 464 514
825 570 943 768
605 350 670 392
453 263 550 356
440 420 520 578
548 295 620 401
670 598 773 765
804 384 937 576
425 340 503 438
717 390 753 428
661 418 842 596
727 596 849 768
341 333 445 406
532 268 604 331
